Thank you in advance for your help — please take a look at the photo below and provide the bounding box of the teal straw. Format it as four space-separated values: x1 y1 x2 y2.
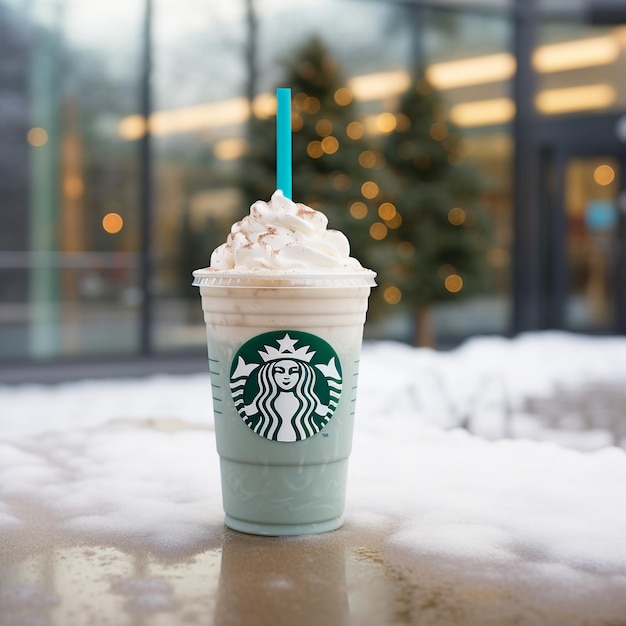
276 88 292 200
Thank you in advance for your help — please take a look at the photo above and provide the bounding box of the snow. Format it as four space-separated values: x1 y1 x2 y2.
1 331 625 575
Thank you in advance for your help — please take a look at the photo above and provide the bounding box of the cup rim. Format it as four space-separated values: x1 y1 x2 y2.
192 268 377 288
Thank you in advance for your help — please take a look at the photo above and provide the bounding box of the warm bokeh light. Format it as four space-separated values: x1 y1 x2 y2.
154 99 249 134
321 136 339 154
117 33 626 142
120 99 251 139
426 34 620 90
27 127 49 147
306 141 324 158
315 119 333 137
533 36 620 73
378 202 397 221
349 201 368 219
429 122 448 141
302 96 321 115
444 273 463 293
102 212 124 234
214 138 247 160
426 53 516 89
251 93 276 119
63 175 84 199
450 98 516 128
346 121 365 140
334 87 353 106
118 115 146 140
359 151 377 168
292 113 304 132
293 92 308 110
535 85 616 115
361 181 380 199
348 70 411 102
376 113 397 133
383 285 402 305
386 213 402 229
594 164 615 186
370 222 388 240
448 207 466 226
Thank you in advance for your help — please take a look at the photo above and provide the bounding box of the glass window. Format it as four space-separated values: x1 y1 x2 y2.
564 157 621 331
146 1 514 348
1 0 521 359
0 0 143 360
421 8 514 339
10 0 575 363
148 0 418 350
535 21 626 117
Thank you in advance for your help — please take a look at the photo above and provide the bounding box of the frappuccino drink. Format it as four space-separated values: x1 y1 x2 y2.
193 190 375 536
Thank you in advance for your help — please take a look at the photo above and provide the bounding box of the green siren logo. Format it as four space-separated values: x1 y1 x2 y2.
230 331 342 442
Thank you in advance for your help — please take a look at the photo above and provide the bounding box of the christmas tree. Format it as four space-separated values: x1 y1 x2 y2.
378 76 491 345
241 36 382 269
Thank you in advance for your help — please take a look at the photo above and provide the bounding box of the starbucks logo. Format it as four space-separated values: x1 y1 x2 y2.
230 331 343 442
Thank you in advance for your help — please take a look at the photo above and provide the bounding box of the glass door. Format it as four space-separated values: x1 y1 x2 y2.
562 156 623 332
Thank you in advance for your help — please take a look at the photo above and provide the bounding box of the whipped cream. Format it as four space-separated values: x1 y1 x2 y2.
209 191 367 272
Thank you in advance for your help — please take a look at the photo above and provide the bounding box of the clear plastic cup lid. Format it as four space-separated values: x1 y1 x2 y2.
192 268 377 289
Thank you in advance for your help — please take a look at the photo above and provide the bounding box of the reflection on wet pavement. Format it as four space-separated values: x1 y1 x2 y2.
0 533 394 626
2 530 626 626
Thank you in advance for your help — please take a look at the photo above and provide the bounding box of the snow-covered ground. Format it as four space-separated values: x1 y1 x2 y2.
0 331 625 574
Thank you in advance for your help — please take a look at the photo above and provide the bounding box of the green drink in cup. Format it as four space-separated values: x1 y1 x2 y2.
193 190 376 535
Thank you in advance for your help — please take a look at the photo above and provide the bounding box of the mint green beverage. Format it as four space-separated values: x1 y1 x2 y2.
192 273 375 535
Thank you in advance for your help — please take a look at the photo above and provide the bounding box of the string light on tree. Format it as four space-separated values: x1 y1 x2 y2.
444 273 464 293
27 127 48 147
376 113 397 133
321 136 339 154
429 121 448 140
292 114 304 132
241 36 389 325
302 96 320 114
307 140 324 158
385 213 402 229
370 222 388 240
346 121 365 140
361 181 380 199
448 207 466 225
102 212 124 234
383 285 402 304
334 87 353 106
350 201 368 219
379 73 490 345
594 164 615 185
315 119 333 137
358 151 377 168
378 202 396 220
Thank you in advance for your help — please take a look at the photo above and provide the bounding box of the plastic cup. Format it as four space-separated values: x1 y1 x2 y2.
192 269 376 536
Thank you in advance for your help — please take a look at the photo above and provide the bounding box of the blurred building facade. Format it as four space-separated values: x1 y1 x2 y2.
0 0 625 363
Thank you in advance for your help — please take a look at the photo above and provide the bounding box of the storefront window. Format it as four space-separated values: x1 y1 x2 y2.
2 0 622 362
536 22 626 117
0 0 143 360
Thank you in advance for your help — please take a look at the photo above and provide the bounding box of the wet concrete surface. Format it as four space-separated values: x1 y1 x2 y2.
2 524 626 626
